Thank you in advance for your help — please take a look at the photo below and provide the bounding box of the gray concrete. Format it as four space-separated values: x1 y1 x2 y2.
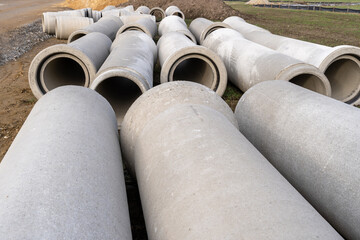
91 31 157 127
117 15 157 39
135 6 151 14
189 17 231 44
91 10 102 22
120 81 342 240
0 86 132 240
101 9 121 17
29 32 111 99
157 31 227 96
158 16 196 43
55 16 93 40
203 28 331 96
68 15 123 43
42 10 83 34
235 80 360 240
149 7 166 22
224 16 360 104
102 5 116 11
165 6 185 20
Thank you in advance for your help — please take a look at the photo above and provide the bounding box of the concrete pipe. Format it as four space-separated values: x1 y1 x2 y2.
42 11 83 34
149 7 166 22
55 16 94 40
102 9 121 17
29 32 112 99
224 16 360 104
116 16 157 39
122 5 135 12
92 10 102 22
203 28 331 96
235 80 360 240
135 6 151 14
158 32 227 96
189 17 231 44
120 81 342 240
158 16 196 44
102 5 116 11
164 5 185 20
68 15 123 43
86 8 92 18
91 31 157 127
0 86 132 240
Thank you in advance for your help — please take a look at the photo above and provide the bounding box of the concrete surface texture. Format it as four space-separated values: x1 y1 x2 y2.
91 10 102 22
0 86 132 240
158 15 196 43
102 5 116 11
91 31 157 127
55 16 94 40
117 16 157 39
189 17 231 44
29 32 111 99
149 7 166 22
42 10 83 34
157 31 227 96
165 5 185 20
224 16 360 104
120 81 342 240
68 15 123 43
235 80 360 240
135 5 151 14
203 28 331 96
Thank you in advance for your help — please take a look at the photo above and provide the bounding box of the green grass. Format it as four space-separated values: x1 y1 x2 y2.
330 4 360 9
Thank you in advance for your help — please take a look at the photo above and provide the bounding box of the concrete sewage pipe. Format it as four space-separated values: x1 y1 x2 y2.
29 32 112 99
91 10 102 22
135 6 151 14
42 10 83 34
189 17 231 44
90 31 157 127
165 6 185 20
235 80 360 240
55 16 94 40
0 86 132 240
117 15 157 39
157 31 227 96
68 15 123 43
203 28 331 96
158 15 196 43
149 7 166 22
224 16 360 104
120 81 342 240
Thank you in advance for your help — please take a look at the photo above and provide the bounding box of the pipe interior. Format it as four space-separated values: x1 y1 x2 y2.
289 74 326 95
173 12 184 19
172 57 215 88
324 58 360 101
124 27 145 34
205 26 225 40
151 10 163 22
42 57 86 91
69 33 86 42
94 77 143 125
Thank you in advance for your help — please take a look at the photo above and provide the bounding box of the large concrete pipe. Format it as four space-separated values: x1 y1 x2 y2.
68 16 123 43
102 5 116 11
102 9 121 17
189 18 231 44
90 31 157 127
135 6 151 14
116 16 157 39
0 86 132 240
120 81 342 240
164 6 185 20
55 16 94 40
157 32 227 96
42 11 83 34
158 16 196 43
29 32 111 99
149 7 166 22
224 16 360 104
92 10 102 22
203 28 331 96
235 80 360 240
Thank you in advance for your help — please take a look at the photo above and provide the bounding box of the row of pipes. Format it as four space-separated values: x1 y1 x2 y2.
1 4 360 239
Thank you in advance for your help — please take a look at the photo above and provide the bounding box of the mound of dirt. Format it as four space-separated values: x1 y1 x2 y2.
120 0 240 20
61 0 129 10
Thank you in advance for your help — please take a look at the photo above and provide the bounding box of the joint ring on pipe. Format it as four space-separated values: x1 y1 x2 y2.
201 23 231 44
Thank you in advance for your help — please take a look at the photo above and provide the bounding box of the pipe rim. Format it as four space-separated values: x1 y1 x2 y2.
149 7 165 22
67 30 89 43
160 46 227 96
200 22 231 45
117 24 153 39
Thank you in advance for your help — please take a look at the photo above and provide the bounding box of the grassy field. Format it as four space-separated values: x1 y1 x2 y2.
332 4 360 9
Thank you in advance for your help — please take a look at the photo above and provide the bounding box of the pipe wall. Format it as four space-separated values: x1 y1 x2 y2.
189 17 230 44
158 16 196 43
42 11 83 34
117 16 157 39
165 6 185 20
55 16 94 40
149 7 166 22
235 80 360 240
136 6 151 14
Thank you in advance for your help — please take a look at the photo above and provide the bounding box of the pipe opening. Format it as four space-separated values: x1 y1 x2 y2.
173 12 184 19
94 77 143 125
204 26 225 40
324 57 360 102
150 10 163 22
41 56 87 92
123 27 145 34
289 74 327 95
69 33 86 43
172 56 217 89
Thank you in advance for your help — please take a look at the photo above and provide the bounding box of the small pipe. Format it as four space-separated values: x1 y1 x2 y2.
55 16 93 40
149 7 166 22
165 6 185 20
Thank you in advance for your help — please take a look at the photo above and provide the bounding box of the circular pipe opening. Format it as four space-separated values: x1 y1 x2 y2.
123 26 145 34
289 74 327 95
150 10 164 22
173 11 184 19
324 56 360 102
40 54 88 92
204 26 225 41
69 33 86 43
170 55 218 90
94 77 143 125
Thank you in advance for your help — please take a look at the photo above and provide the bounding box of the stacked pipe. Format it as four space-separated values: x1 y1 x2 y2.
158 15 196 43
135 6 151 14
117 15 157 39
149 7 166 22
224 16 360 104
165 5 185 20
55 16 93 40
189 18 231 44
